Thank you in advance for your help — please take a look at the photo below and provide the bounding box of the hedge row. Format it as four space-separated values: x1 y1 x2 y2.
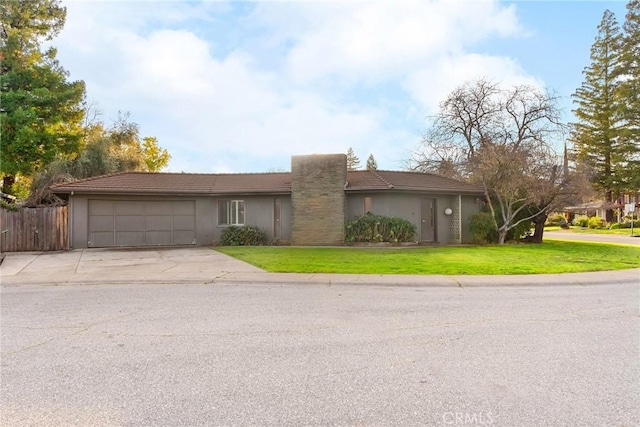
345 213 416 243
219 226 269 246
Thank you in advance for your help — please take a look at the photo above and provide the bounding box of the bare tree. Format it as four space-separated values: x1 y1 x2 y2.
411 79 571 244
471 142 566 244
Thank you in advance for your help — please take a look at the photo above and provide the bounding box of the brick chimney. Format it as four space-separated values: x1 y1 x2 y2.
291 154 347 245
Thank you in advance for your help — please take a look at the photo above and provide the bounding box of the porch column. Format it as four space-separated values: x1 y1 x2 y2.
450 194 462 244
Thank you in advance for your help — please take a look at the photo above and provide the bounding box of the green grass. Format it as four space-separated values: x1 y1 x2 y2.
216 241 640 275
545 226 637 235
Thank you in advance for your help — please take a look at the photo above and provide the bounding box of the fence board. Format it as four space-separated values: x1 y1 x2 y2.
0 206 69 252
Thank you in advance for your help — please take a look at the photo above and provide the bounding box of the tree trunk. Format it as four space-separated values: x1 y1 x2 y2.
529 212 548 243
605 189 614 222
2 175 15 194
530 220 545 243
498 228 507 245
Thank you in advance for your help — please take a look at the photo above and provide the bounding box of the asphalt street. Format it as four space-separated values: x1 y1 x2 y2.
2 280 638 426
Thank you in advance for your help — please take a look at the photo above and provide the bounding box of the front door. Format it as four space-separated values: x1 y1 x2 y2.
420 198 436 242
274 198 281 240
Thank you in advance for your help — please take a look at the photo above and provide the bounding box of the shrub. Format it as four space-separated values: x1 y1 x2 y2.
220 226 269 246
587 216 606 229
469 212 497 244
616 220 640 229
609 222 622 229
622 214 639 228
545 213 566 227
0 200 19 211
345 213 416 243
574 216 589 228
508 219 533 241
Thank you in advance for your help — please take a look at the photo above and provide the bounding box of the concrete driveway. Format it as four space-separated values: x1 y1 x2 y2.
0 247 263 285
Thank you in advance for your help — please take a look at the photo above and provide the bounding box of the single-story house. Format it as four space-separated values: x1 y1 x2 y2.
564 201 621 220
564 190 640 221
51 154 484 249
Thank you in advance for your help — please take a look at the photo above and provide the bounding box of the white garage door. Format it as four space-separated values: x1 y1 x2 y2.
88 200 196 248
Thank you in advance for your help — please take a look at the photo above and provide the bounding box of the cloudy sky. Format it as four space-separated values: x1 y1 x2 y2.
54 0 628 173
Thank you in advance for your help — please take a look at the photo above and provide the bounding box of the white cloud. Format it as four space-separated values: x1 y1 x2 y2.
55 0 536 173
119 30 227 101
259 1 524 84
405 53 544 113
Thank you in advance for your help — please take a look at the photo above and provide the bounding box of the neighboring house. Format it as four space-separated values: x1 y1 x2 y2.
620 191 640 212
51 154 484 249
564 201 619 220
565 190 640 221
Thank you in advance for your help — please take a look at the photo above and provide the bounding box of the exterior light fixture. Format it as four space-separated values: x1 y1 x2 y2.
444 208 453 216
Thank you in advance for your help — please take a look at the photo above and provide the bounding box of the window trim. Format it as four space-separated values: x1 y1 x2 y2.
218 199 245 226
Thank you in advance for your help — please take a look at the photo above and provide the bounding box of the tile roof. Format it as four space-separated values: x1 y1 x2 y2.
347 170 483 194
51 172 292 195
51 170 483 195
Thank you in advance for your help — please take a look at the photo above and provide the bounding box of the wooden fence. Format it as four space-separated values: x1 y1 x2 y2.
0 206 68 252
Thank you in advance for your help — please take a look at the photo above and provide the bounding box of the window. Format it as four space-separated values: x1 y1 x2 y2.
218 200 245 226
364 196 372 214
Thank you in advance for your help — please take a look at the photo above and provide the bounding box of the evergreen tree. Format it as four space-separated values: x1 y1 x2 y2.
346 147 360 171
366 154 378 170
0 0 86 194
570 10 624 221
618 0 640 189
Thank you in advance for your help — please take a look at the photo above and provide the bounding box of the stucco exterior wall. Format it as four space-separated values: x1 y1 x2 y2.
346 193 480 244
460 195 481 243
291 154 347 245
211 195 291 243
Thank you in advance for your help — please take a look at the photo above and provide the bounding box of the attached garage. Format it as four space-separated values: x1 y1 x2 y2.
50 172 293 249
88 199 196 248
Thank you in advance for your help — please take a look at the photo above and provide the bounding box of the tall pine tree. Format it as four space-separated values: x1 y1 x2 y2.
366 154 378 170
0 0 86 194
618 0 640 190
346 147 360 171
571 10 624 221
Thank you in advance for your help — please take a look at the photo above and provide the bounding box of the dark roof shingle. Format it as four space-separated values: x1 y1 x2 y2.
51 172 292 195
347 170 483 194
51 170 483 195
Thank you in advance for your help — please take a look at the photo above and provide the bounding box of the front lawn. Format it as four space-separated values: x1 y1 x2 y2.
216 241 640 275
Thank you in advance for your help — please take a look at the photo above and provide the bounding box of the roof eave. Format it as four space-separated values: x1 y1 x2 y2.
52 188 292 196
346 187 484 195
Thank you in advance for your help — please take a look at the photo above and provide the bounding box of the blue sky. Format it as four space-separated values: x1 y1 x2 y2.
55 0 629 173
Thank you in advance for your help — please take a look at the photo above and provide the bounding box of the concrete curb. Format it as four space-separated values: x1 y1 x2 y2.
3 269 639 288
